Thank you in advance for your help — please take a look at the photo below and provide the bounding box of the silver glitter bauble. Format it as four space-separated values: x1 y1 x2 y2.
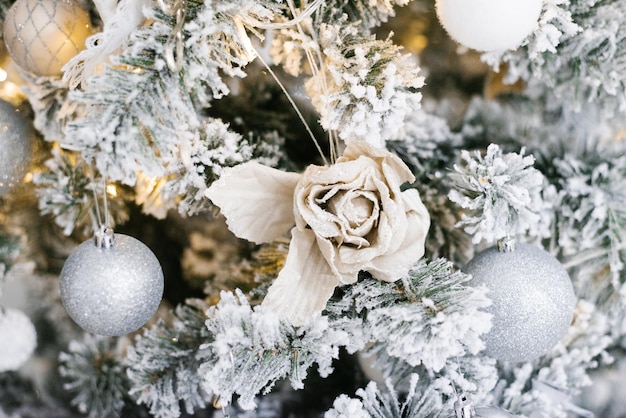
465 243 576 363
0 307 37 371
446 405 515 418
60 233 164 336
0 100 34 195
3 0 92 76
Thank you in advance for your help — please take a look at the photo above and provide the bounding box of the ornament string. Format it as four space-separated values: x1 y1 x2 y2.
445 358 477 418
160 0 187 72
284 0 340 163
236 25 328 166
87 162 113 248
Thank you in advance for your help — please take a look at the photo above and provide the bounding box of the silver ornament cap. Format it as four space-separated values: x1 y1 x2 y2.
446 393 515 418
60 230 164 336
465 241 576 363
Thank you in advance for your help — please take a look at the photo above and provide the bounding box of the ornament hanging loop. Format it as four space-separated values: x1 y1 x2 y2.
497 236 516 253
161 0 187 72
454 393 476 418
94 225 115 249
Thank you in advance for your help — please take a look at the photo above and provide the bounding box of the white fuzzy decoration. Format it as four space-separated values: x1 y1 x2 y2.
206 141 430 326
435 0 544 52
0 307 37 372
63 0 150 88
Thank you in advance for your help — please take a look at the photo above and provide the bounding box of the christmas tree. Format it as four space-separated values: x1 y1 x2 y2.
0 0 625 416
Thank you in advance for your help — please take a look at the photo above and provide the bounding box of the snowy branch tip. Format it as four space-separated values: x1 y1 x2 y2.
448 144 547 244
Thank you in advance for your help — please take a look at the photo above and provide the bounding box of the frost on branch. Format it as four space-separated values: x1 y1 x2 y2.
488 0 626 115
126 302 212 418
59 335 129 418
553 151 626 295
327 258 492 374
316 0 411 30
325 375 444 418
305 23 424 147
448 144 546 244
181 0 282 104
199 290 350 410
62 0 282 215
34 148 129 236
139 119 285 218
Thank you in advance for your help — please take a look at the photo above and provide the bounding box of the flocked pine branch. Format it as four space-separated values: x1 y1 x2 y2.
94 257 493 416
33 147 129 235
59 335 130 418
486 0 626 115
58 0 285 216
325 375 445 418
448 143 548 244
327 258 492 374
303 22 424 147
198 289 350 411
553 152 626 294
126 301 213 418
316 0 411 30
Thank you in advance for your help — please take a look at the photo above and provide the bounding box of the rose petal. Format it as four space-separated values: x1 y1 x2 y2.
205 162 300 244
341 141 415 186
262 228 340 326
315 232 360 284
362 189 431 281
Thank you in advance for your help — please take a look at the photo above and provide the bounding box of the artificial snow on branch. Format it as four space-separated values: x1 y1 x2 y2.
325 375 444 418
448 143 547 244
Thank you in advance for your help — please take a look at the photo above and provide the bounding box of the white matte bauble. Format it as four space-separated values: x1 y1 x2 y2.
435 0 543 52
465 243 576 363
0 100 34 195
3 0 92 76
60 233 164 336
0 307 37 372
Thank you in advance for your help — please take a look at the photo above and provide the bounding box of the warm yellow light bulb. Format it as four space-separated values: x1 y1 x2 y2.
106 184 118 197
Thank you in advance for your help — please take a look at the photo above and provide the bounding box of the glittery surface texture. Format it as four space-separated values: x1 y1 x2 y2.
465 243 576 363
60 234 164 336
0 100 33 195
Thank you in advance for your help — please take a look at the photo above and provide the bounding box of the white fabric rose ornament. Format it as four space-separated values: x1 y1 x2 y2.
205 141 430 325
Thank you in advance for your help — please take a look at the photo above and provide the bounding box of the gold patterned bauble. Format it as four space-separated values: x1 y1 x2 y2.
3 0 93 77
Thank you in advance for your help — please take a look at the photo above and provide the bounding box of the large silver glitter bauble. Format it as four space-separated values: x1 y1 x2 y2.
0 100 34 195
465 243 576 363
60 233 164 336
